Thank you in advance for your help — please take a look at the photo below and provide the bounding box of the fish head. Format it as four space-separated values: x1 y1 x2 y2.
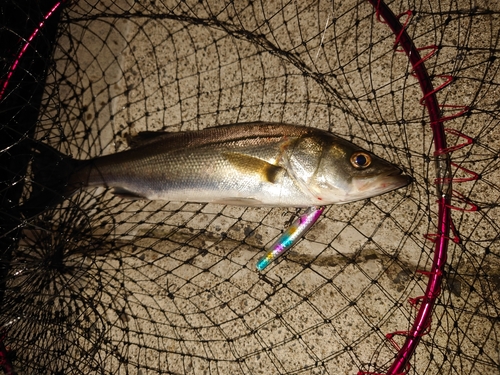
312 137 411 204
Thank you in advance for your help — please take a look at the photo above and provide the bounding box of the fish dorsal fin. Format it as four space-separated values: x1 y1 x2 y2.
223 152 283 183
125 124 273 149
126 131 179 149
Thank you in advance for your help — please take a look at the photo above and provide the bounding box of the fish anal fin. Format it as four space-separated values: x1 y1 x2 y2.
112 187 148 200
212 197 264 206
224 152 283 183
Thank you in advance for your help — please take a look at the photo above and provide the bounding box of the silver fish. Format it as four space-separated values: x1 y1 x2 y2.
61 122 410 207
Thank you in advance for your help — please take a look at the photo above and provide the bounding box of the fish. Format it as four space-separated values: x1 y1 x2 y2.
29 122 411 208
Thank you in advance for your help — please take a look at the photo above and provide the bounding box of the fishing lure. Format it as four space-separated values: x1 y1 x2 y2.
256 206 325 271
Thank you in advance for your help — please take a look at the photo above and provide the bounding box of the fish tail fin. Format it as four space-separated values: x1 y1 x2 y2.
21 141 89 216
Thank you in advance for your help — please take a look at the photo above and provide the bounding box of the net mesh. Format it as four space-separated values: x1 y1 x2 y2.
1 0 499 374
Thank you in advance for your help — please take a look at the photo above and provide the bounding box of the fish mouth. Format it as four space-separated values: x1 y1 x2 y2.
354 169 412 195
377 169 412 191
386 169 413 186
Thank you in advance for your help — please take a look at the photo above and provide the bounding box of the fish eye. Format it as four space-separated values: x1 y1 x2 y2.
350 152 371 169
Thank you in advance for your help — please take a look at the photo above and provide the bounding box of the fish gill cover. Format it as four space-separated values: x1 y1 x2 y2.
0 1 499 374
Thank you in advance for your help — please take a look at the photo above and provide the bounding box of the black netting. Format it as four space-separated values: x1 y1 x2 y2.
1 1 499 374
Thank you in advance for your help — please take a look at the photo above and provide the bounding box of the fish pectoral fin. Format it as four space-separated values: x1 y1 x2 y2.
223 152 283 183
112 187 148 200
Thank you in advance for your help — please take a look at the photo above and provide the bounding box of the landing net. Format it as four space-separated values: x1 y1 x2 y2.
0 1 498 374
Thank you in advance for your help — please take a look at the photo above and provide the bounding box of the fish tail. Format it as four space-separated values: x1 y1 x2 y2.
21 141 90 215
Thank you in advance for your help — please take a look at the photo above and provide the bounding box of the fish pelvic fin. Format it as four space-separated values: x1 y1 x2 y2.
223 152 283 183
112 187 148 200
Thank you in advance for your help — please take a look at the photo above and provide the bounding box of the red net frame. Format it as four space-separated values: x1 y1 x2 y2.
359 1 478 374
